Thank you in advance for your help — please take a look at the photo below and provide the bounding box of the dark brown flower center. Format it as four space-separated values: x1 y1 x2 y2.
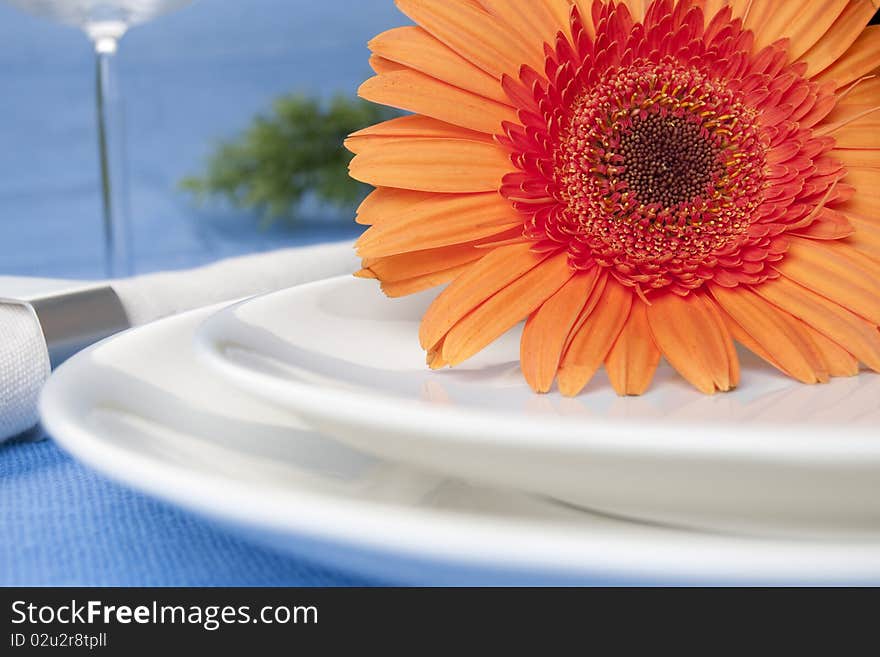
617 113 723 209
526 60 769 292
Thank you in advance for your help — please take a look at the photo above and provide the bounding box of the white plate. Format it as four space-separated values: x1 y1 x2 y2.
40 303 880 584
195 276 880 538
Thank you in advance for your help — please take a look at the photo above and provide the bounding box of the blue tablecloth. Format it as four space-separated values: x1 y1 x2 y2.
0 0 396 586
1 437 377 586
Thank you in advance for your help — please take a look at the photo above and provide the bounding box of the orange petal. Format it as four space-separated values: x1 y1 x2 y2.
699 0 733 22
419 241 548 350
381 261 472 297
369 55 406 75
358 70 517 134
605 301 662 396
348 137 511 193
784 0 851 61
572 0 598 38
426 336 447 370
813 25 880 87
560 272 609 357
774 237 880 325
790 207 854 240
823 237 880 273
799 321 861 377
845 213 880 261
557 278 633 397
709 283 828 384
369 26 510 104
470 234 531 250
620 0 648 21
847 208 880 231
346 115 494 155
703 292 741 389
545 0 578 35
828 123 880 149
830 148 880 168
520 269 600 393
753 276 880 372
395 0 544 78
646 292 738 394
478 0 566 56
744 0 823 54
838 187 880 217
356 192 520 256
800 3 877 78
842 166 880 194
726 0 752 21
356 188 437 226
837 75 880 105
362 238 504 283
718 306 792 378
821 103 880 135
441 251 574 366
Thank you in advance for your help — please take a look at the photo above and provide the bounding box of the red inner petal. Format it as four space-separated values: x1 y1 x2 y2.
498 0 843 298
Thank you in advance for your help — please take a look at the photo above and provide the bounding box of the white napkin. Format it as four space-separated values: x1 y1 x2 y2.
0 305 52 440
0 240 358 442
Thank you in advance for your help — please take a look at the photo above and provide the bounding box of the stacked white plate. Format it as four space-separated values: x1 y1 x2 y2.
41 275 880 584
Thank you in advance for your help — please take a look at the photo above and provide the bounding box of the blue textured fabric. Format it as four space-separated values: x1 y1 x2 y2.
0 437 380 586
0 0 397 586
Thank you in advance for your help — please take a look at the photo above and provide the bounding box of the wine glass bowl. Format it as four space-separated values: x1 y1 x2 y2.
3 0 192 35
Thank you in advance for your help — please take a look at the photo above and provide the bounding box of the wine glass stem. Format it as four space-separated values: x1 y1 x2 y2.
95 40 132 278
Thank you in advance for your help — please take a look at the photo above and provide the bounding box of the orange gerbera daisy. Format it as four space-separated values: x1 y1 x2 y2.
347 0 880 396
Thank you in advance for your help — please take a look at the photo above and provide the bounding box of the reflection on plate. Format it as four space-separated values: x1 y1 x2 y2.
196 276 880 537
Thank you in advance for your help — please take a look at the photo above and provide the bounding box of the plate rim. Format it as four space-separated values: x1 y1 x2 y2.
38 304 880 584
194 275 880 463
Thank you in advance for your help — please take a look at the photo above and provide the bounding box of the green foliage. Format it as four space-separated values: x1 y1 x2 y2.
180 94 398 225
